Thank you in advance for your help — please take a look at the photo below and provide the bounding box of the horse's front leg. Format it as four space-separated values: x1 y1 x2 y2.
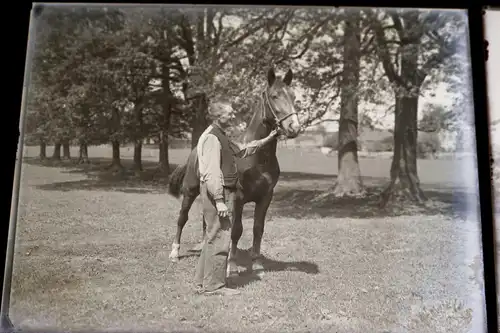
227 199 244 278
169 192 198 262
251 190 273 277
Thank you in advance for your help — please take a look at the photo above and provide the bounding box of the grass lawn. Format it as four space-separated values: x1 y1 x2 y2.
9 145 486 333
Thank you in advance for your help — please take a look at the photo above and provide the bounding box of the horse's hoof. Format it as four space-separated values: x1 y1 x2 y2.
170 256 180 263
227 268 240 278
227 262 240 278
252 261 265 277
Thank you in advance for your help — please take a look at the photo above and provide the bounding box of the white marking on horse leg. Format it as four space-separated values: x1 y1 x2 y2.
169 243 180 262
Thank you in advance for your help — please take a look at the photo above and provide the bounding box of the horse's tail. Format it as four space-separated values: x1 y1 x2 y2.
168 163 187 198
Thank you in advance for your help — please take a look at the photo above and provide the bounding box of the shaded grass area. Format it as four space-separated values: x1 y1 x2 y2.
11 159 480 332
23 155 477 220
23 157 179 194
270 173 475 220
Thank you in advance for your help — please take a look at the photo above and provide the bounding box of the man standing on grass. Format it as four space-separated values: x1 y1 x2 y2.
195 97 279 296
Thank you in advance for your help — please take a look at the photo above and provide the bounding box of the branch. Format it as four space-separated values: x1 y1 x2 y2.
372 20 405 86
224 10 278 48
416 37 457 85
177 15 196 65
389 12 404 35
277 11 294 41
303 83 342 129
249 11 293 61
360 35 376 54
276 12 337 64
213 10 225 47
417 126 439 133
308 118 340 128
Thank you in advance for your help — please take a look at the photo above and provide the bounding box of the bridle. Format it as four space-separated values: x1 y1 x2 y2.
261 90 298 130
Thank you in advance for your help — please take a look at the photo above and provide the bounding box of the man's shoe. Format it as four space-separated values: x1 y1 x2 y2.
204 287 241 296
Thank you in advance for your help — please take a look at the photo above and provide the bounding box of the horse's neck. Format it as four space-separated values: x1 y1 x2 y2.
241 98 277 156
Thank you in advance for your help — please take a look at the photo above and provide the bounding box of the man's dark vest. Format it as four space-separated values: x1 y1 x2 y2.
209 125 238 189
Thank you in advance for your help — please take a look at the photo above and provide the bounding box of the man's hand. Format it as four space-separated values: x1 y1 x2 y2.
216 201 229 217
269 129 280 137
258 128 280 147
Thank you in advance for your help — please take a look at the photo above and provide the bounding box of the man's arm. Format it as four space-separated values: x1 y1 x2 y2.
201 134 225 202
230 129 279 158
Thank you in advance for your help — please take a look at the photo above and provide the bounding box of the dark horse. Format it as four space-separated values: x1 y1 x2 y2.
167 68 301 277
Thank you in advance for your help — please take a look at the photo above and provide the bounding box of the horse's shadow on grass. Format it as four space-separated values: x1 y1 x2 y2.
231 248 319 288
180 248 319 288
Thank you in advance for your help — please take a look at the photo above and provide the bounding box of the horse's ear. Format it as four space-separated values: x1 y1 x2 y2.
267 68 276 86
283 69 293 86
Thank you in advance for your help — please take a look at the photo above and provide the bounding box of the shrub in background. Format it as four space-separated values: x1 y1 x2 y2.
322 132 339 150
417 132 441 159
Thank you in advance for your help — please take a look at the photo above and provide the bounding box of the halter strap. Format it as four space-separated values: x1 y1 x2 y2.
261 90 298 128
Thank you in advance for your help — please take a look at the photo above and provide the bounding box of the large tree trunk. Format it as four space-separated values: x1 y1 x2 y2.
52 142 61 160
191 94 209 149
334 13 364 197
110 140 123 171
39 139 46 160
62 140 71 160
380 44 426 207
133 140 142 172
78 142 89 164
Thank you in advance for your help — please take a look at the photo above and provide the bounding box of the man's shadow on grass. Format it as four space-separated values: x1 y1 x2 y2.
178 247 319 289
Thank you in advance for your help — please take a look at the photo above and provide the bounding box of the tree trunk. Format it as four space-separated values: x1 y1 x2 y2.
52 142 61 160
380 46 426 207
110 140 122 171
159 131 169 174
191 93 209 149
334 13 364 197
62 140 71 160
78 143 89 164
133 140 142 171
109 105 123 172
39 140 46 160
158 62 172 175
132 100 144 173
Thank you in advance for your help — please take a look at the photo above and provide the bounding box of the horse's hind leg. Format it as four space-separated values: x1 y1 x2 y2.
251 191 273 277
169 190 198 262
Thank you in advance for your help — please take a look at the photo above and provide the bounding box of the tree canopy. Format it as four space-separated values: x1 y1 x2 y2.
25 5 470 191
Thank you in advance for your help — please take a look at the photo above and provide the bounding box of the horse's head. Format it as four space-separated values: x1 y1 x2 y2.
263 68 301 139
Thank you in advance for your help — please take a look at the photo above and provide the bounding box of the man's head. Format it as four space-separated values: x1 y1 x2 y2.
208 98 236 129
